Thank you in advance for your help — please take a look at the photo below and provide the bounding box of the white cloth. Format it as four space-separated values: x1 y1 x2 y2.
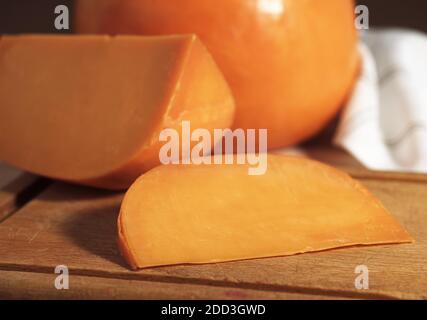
334 29 427 173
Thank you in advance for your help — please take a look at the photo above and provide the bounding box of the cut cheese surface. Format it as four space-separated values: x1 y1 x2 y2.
0 35 234 189
118 155 413 270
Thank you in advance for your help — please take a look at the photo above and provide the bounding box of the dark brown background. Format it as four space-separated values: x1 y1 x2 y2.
0 0 426 34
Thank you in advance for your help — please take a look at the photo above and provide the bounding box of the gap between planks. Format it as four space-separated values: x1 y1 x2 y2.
0 264 393 300
0 270 350 300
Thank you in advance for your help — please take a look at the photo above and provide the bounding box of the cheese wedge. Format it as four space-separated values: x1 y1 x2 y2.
118 155 413 270
0 35 234 189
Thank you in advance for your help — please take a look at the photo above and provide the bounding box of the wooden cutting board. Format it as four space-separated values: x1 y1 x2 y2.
0 146 426 300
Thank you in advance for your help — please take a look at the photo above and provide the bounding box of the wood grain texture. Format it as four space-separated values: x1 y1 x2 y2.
0 270 344 300
0 176 424 299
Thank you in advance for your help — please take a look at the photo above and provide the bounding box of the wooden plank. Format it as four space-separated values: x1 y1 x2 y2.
304 146 427 183
303 146 366 171
0 163 49 222
0 178 425 299
0 270 345 300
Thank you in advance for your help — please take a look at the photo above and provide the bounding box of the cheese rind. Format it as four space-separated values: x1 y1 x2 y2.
118 155 413 270
0 35 234 189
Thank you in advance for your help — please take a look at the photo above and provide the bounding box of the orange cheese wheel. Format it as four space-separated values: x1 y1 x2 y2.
0 35 235 189
75 0 359 148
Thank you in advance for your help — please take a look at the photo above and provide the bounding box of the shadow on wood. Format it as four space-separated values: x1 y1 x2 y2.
59 199 127 268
